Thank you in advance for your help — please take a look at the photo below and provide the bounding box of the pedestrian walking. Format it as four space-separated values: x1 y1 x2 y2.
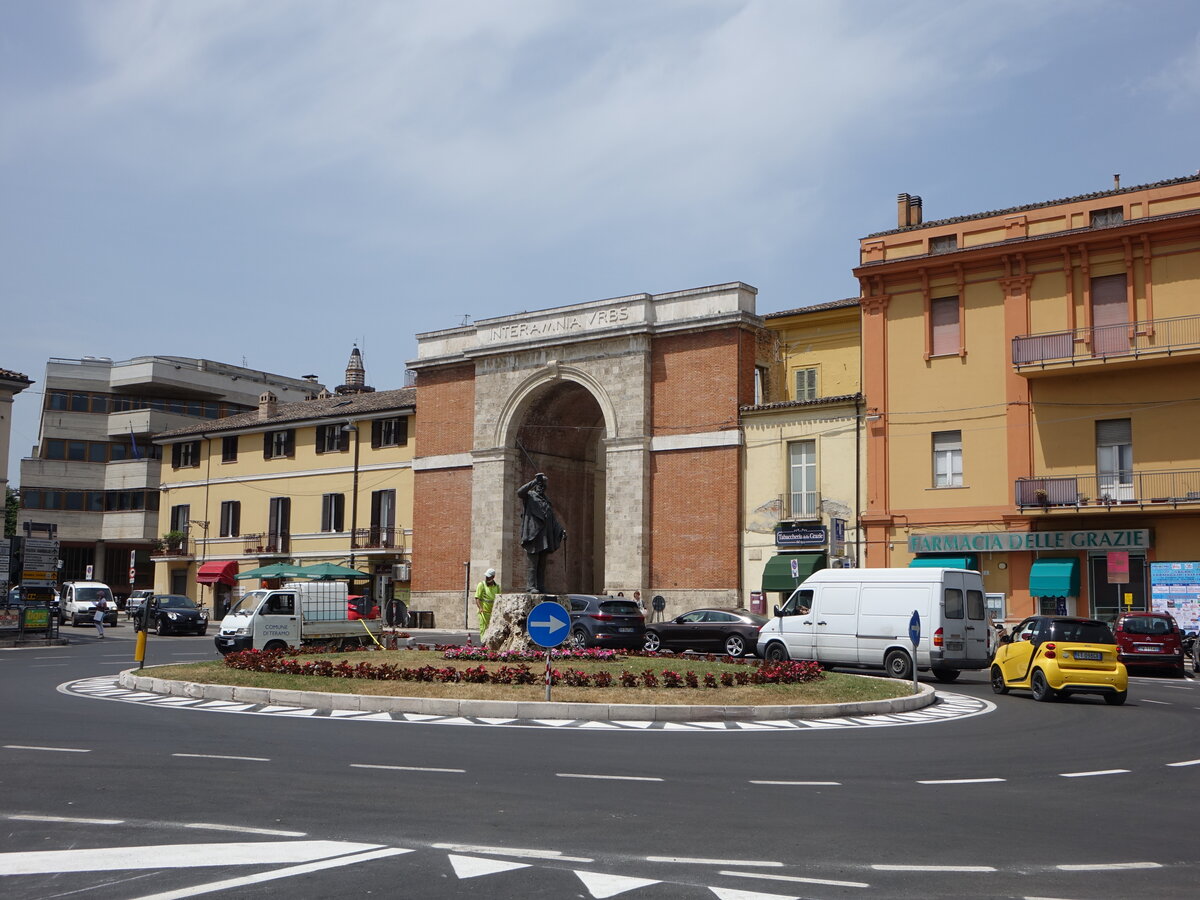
93 596 109 638
475 568 500 637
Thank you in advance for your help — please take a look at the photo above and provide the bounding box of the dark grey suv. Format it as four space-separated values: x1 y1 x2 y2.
565 594 645 650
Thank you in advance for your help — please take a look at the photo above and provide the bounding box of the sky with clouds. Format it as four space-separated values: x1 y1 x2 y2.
3 0 1200 481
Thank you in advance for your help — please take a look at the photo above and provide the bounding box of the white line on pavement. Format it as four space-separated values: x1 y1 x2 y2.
1056 862 1162 871
1059 769 1130 778
350 764 465 773
720 869 870 888
8 814 124 825
1141 699 1170 705
126 847 412 900
917 778 1006 784
30 664 69 668
648 856 782 867
433 843 593 862
1166 758 1200 767
558 773 663 782
184 823 307 837
872 864 996 872
172 753 269 762
749 780 841 786
3 744 90 753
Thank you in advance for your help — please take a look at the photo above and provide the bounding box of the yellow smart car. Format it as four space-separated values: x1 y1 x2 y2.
991 615 1128 705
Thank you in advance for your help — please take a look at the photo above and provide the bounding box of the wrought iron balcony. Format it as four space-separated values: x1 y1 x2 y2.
352 526 402 550
1012 313 1200 370
1016 469 1200 510
150 538 193 559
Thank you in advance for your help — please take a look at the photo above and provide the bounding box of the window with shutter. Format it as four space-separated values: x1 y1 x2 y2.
321 493 345 532
795 368 818 401
930 296 960 356
220 501 241 537
1096 419 1133 501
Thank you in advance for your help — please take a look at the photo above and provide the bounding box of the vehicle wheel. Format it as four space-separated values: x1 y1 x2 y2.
156 617 169 636
197 626 208 636
569 627 589 650
1030 669 1056 702
263 640 288 652
1104 690 1128 706
643 630 662 652
931 667 960 683
764 642 789 662
990 665 1009 694
884 649 913 680
723 634 747 658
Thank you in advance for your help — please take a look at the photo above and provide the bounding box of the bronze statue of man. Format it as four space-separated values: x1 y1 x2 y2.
517 473 566 593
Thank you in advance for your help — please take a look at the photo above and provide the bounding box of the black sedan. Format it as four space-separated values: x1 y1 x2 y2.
134 594 209 636
643 608 767 657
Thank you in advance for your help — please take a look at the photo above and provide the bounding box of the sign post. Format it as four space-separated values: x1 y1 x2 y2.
908 610 921 695
527 600 570 701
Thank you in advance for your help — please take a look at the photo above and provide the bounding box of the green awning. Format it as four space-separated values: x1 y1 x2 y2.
909 554 979 570
762 553 826 592
1029 557 1080 597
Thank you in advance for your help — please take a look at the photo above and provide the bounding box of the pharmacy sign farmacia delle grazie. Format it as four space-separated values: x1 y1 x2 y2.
909 530 1152 554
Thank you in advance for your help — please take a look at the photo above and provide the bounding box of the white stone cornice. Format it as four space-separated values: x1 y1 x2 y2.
411 452 474 472
650 430 742 452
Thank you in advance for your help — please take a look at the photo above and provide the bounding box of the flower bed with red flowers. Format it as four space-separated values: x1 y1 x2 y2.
222 648 823 688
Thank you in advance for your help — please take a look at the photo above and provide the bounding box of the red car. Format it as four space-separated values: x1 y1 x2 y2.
1113 612 1186 677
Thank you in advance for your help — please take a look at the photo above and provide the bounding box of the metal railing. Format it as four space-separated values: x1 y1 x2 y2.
263 532 291 554
1012 313 1200 368
1016 469 1200 509
352 526 402 550
150 539 193 558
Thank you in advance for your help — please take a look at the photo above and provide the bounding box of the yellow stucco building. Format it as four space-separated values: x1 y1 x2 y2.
153 356 416 619
855 174 1200 628
741 299 864 610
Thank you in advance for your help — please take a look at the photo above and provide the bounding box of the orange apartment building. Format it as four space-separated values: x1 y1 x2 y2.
854 174 1200 628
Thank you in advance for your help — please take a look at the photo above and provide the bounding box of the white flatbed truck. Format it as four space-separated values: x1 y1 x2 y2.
214 581 383 654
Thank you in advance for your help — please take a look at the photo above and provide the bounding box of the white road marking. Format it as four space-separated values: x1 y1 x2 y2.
172 753 269 762
0 839 385 875
575 869 660 897
3 744 89 753
1166 758 1200 767
1056 861 1162 871
1059 769 1130 778
648 856 782 867
350 763 465 773
447 853 531 879
1140 699 1170 705
710 887 800 900
30 664 69 668
749 780 841 786
872 864 996 872
558 773 663 782
434 843 593 862
7 814 124 825
917 778 1006 784
126 847 412 900
720 868 870 888
184 823 307 837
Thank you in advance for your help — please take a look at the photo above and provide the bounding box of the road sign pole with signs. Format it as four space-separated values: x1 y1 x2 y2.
908 610 921 695
527 600 570 701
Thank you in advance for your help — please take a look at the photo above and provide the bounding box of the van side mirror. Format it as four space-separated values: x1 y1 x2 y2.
999 634 1012 644
773 605 782 617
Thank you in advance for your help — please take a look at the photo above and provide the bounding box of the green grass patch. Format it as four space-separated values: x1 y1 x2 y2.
142 649 910 706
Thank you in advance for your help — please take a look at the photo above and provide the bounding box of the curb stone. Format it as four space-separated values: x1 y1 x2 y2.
118 667 937 722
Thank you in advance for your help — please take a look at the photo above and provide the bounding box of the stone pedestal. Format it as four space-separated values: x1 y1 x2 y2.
482 592 566 653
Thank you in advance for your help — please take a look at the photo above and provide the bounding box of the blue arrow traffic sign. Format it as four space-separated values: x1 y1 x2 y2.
908 610 921 647
527 600 570 648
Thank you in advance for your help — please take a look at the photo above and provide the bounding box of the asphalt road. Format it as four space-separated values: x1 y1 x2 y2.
1 624 1197 899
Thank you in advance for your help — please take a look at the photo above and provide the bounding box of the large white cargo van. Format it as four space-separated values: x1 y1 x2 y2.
755 568 990 682
214 581 382 654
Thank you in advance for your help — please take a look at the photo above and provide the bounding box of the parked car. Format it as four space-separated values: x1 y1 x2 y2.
990 615 1128 704
1113 611 1186 677
134 594 209 636
5 586 60 616
1191 631 1200 674
126 589 154 620
565 594 645 650
60 581 117 627
643 608 766 657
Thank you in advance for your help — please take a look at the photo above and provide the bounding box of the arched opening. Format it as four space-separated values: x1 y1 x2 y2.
510 380 606 594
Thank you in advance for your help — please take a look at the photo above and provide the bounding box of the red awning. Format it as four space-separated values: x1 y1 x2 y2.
196 560 238 587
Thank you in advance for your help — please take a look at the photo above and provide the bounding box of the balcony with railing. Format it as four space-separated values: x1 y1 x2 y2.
241 532 290 554
150 537 194 559
352 526 404 551
787 491 821 521
1012 313 1200 373
1015 469 1200 511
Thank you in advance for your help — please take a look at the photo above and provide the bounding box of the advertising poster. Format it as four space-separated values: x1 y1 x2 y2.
1150 562 1200 632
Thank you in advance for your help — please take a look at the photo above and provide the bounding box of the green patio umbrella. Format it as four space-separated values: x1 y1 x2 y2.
295 562 369 580
234 562 310 580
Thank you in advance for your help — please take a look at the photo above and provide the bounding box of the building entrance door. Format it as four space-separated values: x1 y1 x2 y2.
1088 553 1146 623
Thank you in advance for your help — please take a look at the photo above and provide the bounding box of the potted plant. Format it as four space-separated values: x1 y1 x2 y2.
1034 489 1049 507
162 530 187 551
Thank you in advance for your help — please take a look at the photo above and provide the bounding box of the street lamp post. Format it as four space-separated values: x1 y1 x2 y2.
343 422 361 574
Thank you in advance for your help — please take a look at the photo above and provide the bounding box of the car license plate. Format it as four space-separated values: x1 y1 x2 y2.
945 640 964 651
1073 650 1102 661
618 627 635 633
1135 645 1161 653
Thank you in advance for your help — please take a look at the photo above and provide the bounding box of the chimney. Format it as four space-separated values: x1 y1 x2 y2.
258 391 278 420
896 193 923 227
1113 174 1121 190
910 195 922 225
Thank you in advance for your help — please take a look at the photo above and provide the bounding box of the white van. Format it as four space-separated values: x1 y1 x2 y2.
60 581 117 627
756 568 990 682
